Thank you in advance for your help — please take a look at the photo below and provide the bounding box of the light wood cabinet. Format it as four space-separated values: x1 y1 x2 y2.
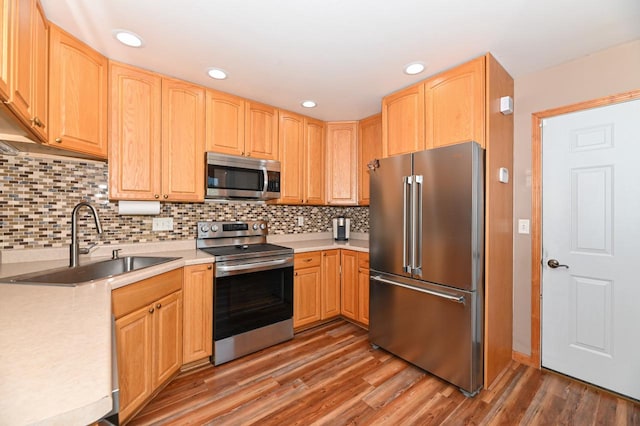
182 263 213 364
326 121 358 205
48 24 108 157
161 77 205 201
5 0 48 140
278 110 305 204
278 112 325 205
382 83 424 157
425 56 485 149
357 252 370 325
303 117 325 205
112 269 183 423
109 62 205 201
293 252 322 328
0 0 10 100
358 113 382 205
245 100 278 160
340 250 358 321
205 89 245 156
321 249 340 319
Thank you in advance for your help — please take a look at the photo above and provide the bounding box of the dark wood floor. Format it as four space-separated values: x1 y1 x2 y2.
130 320 640 425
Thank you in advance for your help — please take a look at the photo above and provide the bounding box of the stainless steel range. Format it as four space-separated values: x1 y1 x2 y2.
196 220 294 365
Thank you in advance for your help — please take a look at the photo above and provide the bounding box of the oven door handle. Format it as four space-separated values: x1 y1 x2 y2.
217 257 292 275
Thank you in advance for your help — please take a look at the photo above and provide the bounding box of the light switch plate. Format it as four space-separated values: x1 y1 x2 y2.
518 219 530 234
153 217 173 231
297 216 304 226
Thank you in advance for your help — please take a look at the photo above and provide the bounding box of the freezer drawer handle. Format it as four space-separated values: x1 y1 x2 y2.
371 275 466 304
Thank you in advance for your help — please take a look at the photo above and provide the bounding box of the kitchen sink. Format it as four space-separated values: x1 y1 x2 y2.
0 256 180 286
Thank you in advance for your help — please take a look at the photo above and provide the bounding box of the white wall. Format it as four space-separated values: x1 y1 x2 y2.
512 39 640 355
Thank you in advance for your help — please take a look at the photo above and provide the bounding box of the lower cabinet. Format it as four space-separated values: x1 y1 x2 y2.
182 263 214 364
112 269 183 423
293 249 369 330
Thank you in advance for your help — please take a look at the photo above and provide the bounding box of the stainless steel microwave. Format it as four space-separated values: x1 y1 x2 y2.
205 152 281 200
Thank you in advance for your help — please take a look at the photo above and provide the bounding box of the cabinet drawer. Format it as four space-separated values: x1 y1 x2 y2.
112 268 183 319
358 252 370 269
294 251 321 269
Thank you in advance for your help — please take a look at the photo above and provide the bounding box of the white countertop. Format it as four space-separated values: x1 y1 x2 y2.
0 243 215 426
0 233 367 425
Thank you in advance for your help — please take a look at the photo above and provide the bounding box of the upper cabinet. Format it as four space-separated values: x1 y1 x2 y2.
425 56 485 149
382 83 424 157
326 121 358 205
109 62 205 202
245 101 278 160
48 24 108 157
382 55 490 156
357 113 382 205
278 111 325 205
205 89 245 156
4 0 48 141
0 0 10 100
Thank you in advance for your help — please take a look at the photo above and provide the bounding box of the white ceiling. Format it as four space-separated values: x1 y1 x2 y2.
41 0 640 121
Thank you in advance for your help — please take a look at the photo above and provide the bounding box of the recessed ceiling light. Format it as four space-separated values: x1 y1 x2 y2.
404 62 425 75
113 30 144 48
301 100 317 108
207 68 228 80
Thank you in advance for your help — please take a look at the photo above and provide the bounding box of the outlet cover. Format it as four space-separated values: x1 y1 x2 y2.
153 217 174 231
297 216 304 226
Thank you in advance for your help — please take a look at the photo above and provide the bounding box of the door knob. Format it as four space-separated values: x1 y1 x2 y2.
547 259 569 269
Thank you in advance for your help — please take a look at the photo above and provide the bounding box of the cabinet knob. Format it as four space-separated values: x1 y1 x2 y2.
156 303 162 309
149 307 155 314
154 194 160 199
295 272 298 276
54 137 62 143
32 117 44 127
207 265 212 270
163 194 168 199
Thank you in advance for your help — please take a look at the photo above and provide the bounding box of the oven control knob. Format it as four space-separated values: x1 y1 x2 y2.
200 225 210 233
252 223 259 230
260 223 266 230
212 225 219 232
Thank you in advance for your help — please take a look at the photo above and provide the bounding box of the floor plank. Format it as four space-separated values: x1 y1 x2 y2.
129 320 640 426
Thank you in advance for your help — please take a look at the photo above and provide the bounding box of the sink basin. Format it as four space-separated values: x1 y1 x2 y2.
1 256 180 286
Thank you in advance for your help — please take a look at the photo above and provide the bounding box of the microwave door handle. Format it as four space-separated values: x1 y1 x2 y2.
263 169 269 193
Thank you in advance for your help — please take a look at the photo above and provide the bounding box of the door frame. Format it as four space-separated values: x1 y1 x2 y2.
528 89 640 368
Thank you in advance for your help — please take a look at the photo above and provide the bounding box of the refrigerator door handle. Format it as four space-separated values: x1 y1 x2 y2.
403 176 412 273
371 275 466 304
412 175 423 276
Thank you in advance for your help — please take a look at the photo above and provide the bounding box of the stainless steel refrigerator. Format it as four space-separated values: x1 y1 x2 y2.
369 141 484 396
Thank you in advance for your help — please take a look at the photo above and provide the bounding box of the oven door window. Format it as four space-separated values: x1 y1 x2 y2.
207 165 264 191
214 266 293 340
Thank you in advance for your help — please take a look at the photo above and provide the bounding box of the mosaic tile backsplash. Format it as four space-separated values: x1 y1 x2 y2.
0 154 369 250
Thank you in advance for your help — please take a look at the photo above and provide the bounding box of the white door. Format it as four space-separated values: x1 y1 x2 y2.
542 98 640 400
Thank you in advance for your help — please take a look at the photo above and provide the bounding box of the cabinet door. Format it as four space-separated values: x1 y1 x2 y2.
29 0 46 141
340 250 358 321
152 291 183 388
109 62 162 200
205 89 245 156
161 78 205 201
7 0 33 125
48 25 108 157
321 250 340 319
357 252 370 325
358 113 382 205
294 266 322 328
278 110 304 204
425 56 485 149
245 101 278 160
326 121 358 205
182 264 213 364
304 117 325 205
116 305 153 422
0 0 10 100
382 83 424 157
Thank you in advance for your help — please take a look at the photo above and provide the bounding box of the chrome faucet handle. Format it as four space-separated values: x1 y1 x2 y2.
112 249 122 259
79 242 99 255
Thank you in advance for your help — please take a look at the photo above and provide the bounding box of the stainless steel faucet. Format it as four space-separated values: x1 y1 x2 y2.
70 202 103 267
